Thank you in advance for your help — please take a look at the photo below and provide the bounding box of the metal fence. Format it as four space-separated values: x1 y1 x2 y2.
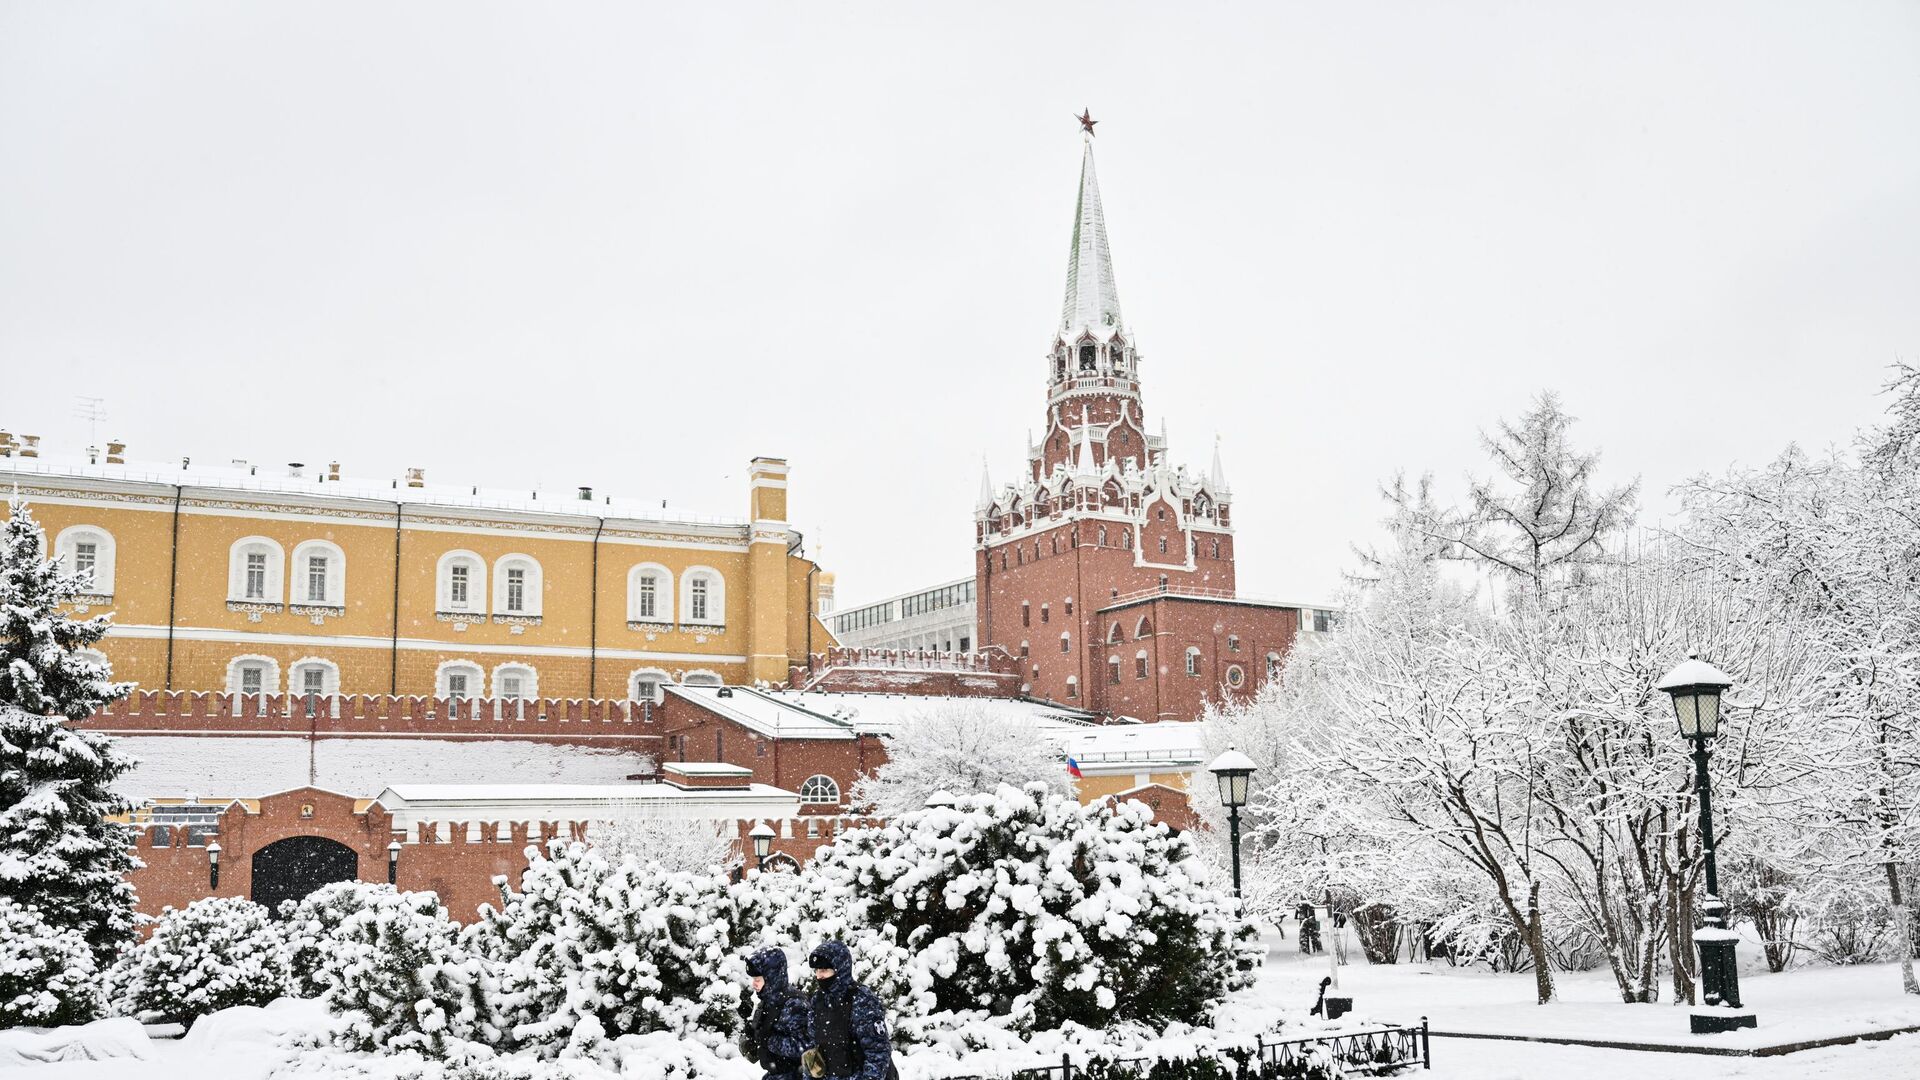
951 1021 1430 1080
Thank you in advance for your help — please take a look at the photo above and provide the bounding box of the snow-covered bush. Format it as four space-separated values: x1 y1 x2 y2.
759 782 1259 1037
109 897 288 1026
0 896 100 1027
0 499 139 966
588 817 739 876
316 886 499 1056
848 703 1071 818
471 841 745 1059
281 881 398 998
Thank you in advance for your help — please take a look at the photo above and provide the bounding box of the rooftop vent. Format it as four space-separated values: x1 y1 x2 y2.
288 462 305 478
406 467 426 489
0 431 13 456
578 486 593 501
19 434 39 459
327 461 341 481
106 440 125 465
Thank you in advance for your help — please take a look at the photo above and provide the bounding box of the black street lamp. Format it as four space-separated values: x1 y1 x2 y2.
207 841 221 891
1657 653 1756 1034
749 821 776 872
388 839 402 885
1208 746 1256 898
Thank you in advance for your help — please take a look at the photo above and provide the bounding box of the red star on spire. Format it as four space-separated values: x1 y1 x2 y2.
1076 109 1097 136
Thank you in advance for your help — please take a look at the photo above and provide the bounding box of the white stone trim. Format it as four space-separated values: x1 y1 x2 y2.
436 549 487 615
289 539 347 607
679 565 725 627
490 661 538 700
435 658 486 699
287 655 341 697
53 523 117 596
491 553 543 617
98 622 750 663
681 668 723 687
227 536 286 603
627 562 673 623
628 667 671 703
225 654 281 695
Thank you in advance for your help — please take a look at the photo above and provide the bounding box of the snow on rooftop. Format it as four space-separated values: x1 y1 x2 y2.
1049 721 1210 769
756 689 1095 735
0 450 744 528
666 686 858 740
373 782 802 824
113 736 651 801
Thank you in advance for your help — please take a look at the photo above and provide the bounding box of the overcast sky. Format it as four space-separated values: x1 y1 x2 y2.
3 3 1917 606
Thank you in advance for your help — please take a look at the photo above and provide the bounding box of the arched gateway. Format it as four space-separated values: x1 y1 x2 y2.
251 836 358 914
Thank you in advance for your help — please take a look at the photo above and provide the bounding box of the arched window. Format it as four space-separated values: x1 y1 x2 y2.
1098 525 1108 547
1066 675 1079 699
1185 647 1202 677
629 667 670 704
54 525 116 596
436 659 485 701
1108 657 1122 684
799 775 841 805
74 648 111 679
290 540 346 606
1078 342 1096 371
1135 616 1152 640
288 657 340 698
1266 652 1283 681
1136 650 1149 679
1228 635 1241 653
765 852 801 872
1021 601 1031 627
683 670 723 687
228 537 285 603
627 563 672 622
1060 632 1071 653
226 655 280 696
1107 622 1123 644
493 554 543 617
681 566 725 626
492 662 538 701
1109 342 1126 372
437 550 486 614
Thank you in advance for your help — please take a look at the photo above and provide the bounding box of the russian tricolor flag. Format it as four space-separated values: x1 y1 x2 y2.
1067 756 1083 779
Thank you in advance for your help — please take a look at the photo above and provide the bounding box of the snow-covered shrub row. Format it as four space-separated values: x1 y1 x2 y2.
470 840 747 1058
107 896 288 1026
757 782 1260 1036
282 881 398 998
313 887 498 1056
0 896 100 1027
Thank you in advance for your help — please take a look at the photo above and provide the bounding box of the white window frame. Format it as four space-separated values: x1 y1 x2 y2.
680 566 725 626
227 537 286 603
682 669 723 687
627 563 673 622
799 774 841 805
54 525 117 595
288 656 340 698
437 550 487 614
225 654 281 697
1185 646 1202 677
290 540 346 606
492 554 543 617
1066 675 1078 699
629 667 671 704
436 659 486 701
492 662 538 701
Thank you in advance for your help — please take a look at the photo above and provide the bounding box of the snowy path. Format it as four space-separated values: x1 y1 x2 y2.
1426 1031 1920 1078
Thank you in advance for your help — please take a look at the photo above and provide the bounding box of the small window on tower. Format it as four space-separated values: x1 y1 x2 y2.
1109 658 1121 684
1079 343 1096 371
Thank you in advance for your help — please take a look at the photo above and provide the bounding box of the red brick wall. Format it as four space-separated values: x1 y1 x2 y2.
1092 596 1299 721
655 693 886 804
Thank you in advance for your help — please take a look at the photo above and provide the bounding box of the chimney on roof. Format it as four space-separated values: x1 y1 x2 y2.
0 431 13 456
327 461 341 481
578 486 593 501
19 435 39 459
106 440 125 465
406 467 425 488
288 462 305 478
86 446 99 464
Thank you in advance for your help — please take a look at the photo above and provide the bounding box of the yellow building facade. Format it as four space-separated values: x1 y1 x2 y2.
1 441 829 700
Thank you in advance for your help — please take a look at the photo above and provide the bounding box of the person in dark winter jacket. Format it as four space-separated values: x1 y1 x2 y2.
743 948 811 1080
803 940 895 1080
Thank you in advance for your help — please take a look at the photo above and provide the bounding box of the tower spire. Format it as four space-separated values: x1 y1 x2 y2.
976 456 995 509
1061 136 1124 341
1210 435 1230 493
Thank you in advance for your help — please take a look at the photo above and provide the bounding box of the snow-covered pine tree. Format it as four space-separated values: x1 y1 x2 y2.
109 896 289 1026
318 885 499 1056
0 497 138 965
0 895 99 1027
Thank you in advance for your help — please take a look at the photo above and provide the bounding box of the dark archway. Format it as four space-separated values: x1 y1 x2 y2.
251 836 358 915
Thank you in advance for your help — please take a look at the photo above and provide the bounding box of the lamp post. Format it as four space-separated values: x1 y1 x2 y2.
1208 746 1256 899
207 841 221 891
1657 653 1756 1034
749 821 776 872
387 839 402 885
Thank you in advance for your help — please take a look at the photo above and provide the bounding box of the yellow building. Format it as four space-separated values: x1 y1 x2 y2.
0 436 830 700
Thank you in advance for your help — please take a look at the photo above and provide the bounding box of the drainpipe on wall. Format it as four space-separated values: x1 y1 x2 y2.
587 517 604 696
388 503 403 695
163 485 183 689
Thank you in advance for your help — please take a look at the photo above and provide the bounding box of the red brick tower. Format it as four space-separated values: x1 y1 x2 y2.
975 129 1297 722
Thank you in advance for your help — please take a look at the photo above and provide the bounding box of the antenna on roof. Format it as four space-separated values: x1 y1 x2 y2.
73 396 106 443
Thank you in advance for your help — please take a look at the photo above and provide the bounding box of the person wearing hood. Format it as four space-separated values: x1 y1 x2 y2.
743 948 810 1080
802 940 895 1080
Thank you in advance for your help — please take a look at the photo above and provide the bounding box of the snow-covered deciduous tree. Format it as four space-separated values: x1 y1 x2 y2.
761 783 1258 1037
588 817 739 877
849 703 1071 818
317 885 499 1056
471 840 744 1058
0 895 99 1027
108 896 289 1026
0 498 138 964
